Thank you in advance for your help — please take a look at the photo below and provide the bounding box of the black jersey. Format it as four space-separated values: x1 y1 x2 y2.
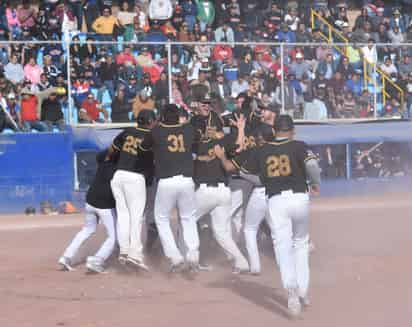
232 139 317 197
140 122 194 179
190 111 224 140
86 152 116 209
193 136 230 185
112 127 154 179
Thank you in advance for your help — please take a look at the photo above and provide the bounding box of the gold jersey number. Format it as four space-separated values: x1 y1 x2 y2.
168 134 186 152
266 155 292 177
244 136 256 149
122 136 141 155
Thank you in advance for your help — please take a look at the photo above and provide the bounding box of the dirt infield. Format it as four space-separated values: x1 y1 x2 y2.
1 194 412 327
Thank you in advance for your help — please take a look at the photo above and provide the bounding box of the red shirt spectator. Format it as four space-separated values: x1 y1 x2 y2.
79 94 108 123
81 98 100 121
116 46 137 66
20 93 38 122
213 45 233 62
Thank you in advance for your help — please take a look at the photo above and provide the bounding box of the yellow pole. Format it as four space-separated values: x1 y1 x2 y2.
363 60 368 90
382 77 386 107
311 10 315 30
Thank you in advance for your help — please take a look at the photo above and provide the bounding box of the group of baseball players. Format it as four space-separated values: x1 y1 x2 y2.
58 92 321 317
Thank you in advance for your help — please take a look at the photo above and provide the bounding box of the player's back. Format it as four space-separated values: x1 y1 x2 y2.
150 122 194 179
113 127 153 176
257 139 315 197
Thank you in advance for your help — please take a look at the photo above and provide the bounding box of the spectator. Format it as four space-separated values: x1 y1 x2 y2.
17 0 36 30
303 93 328 120
214 21 234 43
399 54 412 78
371 7 387 31
43 55 61 86
361 38 378 76
289 52 311 81
4 54 25 84
354 7 371 31
274 73 300 117
172 80 189 111
213 44 233 69
67 0 83 31
211 71 230 101
133 3 149 31
182 0 198 31
117 1 135 32
317 53 337 80
277 22 296 43
312 71 328 97
388 25 405 45
0 75 16 96
284 7 300 32
41 92 65 131
197 0 215 32
1 93 22 131
265 2 282 34
178 21 195 41
20 88 47 132
148 0 173 21
92 7 120 41
336 56 354 81
84 0 101 32
132 89 155 119
153 71 169 108
238 52 253 76
98 55 117 99
380 57 398 76
79 93 108 123
194 34 212 60
338 91 358 118
116 44 137 66
24 57 43 86
111 88 131 122
345 71 363 97
5 1 21 39
390 8 407 33
36 73 52 92
231 74 249 98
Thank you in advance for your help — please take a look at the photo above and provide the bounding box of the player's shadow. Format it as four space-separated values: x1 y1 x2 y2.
207 277 291 319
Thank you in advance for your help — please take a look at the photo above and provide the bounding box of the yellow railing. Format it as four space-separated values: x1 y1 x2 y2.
310 10 348 56
363 59 405 112
311 9 405 113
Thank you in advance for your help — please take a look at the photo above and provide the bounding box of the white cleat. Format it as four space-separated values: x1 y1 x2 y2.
300 296 311 308
86 256 105 274
58 256 75 271
118 254 128 265
169 261 185 273
126 257 150 272
287 287 302 317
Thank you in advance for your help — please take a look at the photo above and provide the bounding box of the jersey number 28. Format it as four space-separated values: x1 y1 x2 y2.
168 134 185 152
266 155 292 177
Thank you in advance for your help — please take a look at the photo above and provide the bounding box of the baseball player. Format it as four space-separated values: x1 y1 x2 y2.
191 96 249 273
140 104 199 272
110 110 156 271
58 149 117 273
215 115 321 317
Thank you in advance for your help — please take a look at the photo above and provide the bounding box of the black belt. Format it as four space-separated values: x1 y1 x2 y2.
195 181 228 188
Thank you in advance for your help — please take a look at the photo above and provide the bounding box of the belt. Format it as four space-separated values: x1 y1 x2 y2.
196 182 228 188
270 189 307 197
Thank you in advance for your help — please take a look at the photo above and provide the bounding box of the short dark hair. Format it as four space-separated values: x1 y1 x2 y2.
161 104 180 124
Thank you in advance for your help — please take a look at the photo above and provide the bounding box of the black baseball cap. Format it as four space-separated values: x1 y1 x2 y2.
161 103 180 124
199 93 212 103
137 109 156 125
274 114 294 131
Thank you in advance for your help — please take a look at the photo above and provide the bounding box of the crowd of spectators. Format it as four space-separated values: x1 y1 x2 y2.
2 0 412 133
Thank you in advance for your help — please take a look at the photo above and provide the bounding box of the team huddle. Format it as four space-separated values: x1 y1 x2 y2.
58 95 321 317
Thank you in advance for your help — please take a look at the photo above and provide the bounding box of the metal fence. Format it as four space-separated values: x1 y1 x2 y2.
2 38 412 127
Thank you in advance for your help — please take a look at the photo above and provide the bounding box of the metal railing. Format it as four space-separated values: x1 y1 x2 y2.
1 38 412 127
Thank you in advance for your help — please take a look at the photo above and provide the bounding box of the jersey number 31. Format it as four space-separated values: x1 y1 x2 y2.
266 155 291 177
168 134 185 152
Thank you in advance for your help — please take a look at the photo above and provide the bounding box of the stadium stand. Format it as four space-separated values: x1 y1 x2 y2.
2 1 412 134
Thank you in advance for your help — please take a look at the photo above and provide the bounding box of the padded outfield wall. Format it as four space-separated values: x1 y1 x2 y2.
1 121 412 214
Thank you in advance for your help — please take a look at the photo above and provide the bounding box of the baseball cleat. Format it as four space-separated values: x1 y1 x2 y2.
287 287 302 317
185 261 200 274
118 254 128 265
86 261 105 274
232 267 249 275
198 263 213 272
169 261 185 273
58 256 75 271
126 257 150 272
249 270 261 276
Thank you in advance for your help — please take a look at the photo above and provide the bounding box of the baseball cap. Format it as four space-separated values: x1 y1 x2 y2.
137 109 156 125
199 93 212 103
274 115 294 132
296 52 304 59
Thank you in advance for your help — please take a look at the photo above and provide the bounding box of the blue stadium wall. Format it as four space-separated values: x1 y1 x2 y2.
1 121 412 214
0 132 74 214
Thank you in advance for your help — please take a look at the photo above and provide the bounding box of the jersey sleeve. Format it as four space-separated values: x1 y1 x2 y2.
231 148 259 174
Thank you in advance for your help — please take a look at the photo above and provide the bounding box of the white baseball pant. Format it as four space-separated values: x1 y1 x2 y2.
111 170 146 261
195 183 249 270
154 175 199 265
268 191 310 298
244 186 280 274
63 203 116 262
229 178 254 236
